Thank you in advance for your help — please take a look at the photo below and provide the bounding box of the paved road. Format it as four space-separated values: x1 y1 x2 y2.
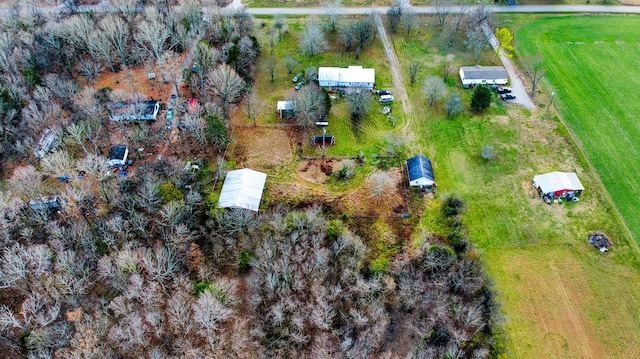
10 3 640 16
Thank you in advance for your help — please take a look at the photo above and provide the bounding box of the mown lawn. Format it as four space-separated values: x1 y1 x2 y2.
252 16 402 157
517 16 640 242
390 15 640 358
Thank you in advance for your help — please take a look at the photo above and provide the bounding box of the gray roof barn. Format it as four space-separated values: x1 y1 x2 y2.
459 65 508 87
218 168 267 212
407 155 435 187
460 66 507 80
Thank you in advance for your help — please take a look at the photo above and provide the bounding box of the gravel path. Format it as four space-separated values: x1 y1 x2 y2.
375 15 411 116
482 22 535 110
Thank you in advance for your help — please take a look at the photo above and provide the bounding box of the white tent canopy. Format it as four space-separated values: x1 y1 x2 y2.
217 168 267 211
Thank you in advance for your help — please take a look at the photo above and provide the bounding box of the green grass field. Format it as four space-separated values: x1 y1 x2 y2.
252 16 401 157
247 14 640 357
517 16 640 242
389 15 640 357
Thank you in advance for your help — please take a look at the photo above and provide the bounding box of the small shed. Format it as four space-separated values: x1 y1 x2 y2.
318 66 375 90
277 101 296 119
532 172 584 198
459 65 508 88
218 168 267 212
108 145 129 167
29 196 60 211
313 134 335 147
407 155 435 188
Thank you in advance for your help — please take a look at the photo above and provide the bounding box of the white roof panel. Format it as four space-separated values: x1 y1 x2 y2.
533 172 584 194
318 66 375 84
218 168 267 211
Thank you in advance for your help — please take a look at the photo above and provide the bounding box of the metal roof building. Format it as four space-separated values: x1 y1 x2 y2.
459 65 508 87
406 155 435 188
318 66 375 90
532 172 584 198
218 168 267 212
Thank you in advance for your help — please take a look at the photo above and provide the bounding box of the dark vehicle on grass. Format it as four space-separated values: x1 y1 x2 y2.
496 87 512 94
295 81 305 90
500 93 516 101
376 89 391 96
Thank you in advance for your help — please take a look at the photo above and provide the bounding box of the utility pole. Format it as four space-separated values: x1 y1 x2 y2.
547 91 556 110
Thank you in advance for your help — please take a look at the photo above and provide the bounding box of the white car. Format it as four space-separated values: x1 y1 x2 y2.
379 95 394 103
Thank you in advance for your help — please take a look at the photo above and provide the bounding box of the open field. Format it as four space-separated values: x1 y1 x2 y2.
386 15 640 357
517 16 640 242
241 13 640 357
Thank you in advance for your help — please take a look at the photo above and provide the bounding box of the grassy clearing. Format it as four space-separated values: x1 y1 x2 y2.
251 16 402 156
517 16 640 242
389 14 640 357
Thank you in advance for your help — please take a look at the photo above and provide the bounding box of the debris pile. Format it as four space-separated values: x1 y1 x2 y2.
588 232 612 252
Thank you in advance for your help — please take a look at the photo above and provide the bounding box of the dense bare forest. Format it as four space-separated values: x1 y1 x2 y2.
0 1 502 358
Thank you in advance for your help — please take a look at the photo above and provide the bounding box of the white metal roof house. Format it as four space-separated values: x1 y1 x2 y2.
218 168 267 212
108 145 129 167
276 101 296 118
318 66 375 90
108 100 160 122
532 172 584 198
459 65 508 88
407 155 435 188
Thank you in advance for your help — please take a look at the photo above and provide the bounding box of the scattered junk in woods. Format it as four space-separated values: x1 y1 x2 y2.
34 129 60 159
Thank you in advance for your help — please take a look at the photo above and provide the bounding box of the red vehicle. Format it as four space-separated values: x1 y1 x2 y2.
188 98 199 114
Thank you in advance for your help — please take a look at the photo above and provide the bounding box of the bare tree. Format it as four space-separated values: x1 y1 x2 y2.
160 51 184 94
244 90 263 126
291 84 326 128
522 55 545 99
321 0 342 32
351 15 376 59
136 13 171 83
442 54 455 82
368 171 393 203
299 17 327 57
464 27 488 63
90 29 119 83
434 0 455 30
273 14 287 42
8 165 42 200
387 0 409 34
284 56 299 75
445 93 463 117
206 63 245 122
264 56 278 83
99 15 130 70
422 76 448 107
41 150 75 178
409 61 421 86
345 87 372 121
401 6 419 35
